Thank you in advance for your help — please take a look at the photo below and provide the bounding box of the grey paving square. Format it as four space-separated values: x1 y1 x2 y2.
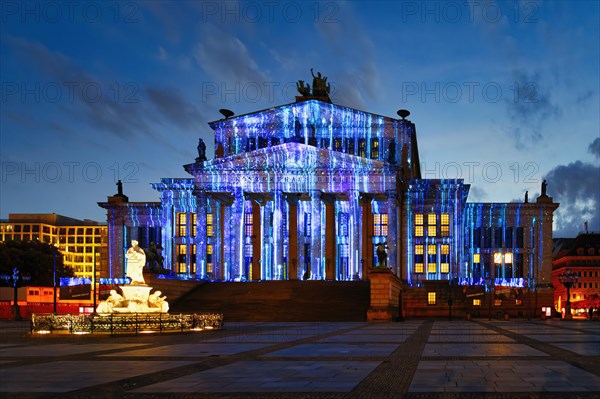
0 360 193 392
428 334 515 343
422 343 548 357
132 360 380 393
100 343 270 357
525 334 600 342
265 343 398 358
548 342 600 356
410 360 600 393
317 334 409 343
0 343 145 357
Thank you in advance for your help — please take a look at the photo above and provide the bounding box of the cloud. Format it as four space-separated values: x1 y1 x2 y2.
544 159 600 237
194 24 269 85
4 36 151 140
588 137 600 159
503 68 562 149
313 2 381 109
468 186 487 201
147 87 204 130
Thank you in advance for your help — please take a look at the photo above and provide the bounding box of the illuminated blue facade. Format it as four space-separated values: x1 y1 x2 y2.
100 99 558 291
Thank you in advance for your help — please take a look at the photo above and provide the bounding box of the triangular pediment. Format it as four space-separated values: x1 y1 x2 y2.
200 143 387 172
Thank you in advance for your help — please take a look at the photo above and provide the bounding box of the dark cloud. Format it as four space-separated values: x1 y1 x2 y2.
194 24 269 86
468 186 487 202
504 68 562 149
588 137 600 159
314 3 381 109
544 160 600 237
147 87 204 130
4 36 151 140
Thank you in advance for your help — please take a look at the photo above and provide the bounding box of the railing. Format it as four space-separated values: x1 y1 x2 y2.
30 312 223 335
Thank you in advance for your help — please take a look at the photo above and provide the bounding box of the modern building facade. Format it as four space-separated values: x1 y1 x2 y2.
0 214 108 280
99 78 559 314
552 233 600 313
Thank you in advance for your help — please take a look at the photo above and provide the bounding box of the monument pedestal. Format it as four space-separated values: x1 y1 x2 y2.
367 267 402 322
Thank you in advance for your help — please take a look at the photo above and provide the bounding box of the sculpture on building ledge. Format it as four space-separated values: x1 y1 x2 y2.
541 179 547 197
525 191 529 203
126 240 146 285
296 80 310 97
376 242 388 268
295 69 331 102
196 138 207 162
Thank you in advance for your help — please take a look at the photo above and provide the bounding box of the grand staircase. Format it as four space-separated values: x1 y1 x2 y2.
169 280 370 322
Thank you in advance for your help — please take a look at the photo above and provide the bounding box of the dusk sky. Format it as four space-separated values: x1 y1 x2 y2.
1 1 598 237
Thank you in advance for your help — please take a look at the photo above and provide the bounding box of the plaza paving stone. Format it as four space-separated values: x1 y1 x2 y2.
0 319 599 398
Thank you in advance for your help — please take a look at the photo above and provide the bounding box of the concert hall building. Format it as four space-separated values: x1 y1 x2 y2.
99 82 558 314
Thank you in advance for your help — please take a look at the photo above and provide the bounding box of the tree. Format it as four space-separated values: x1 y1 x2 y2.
0 241 74 286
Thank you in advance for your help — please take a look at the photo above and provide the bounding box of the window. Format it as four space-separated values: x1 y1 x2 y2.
207 244 213 274
473 253 480 263
441 213 450 236
427 262 437 273
346 138 355 155
504 252 513 264
415 245 424 273
415 214 423 236
441 263 449 273
427 292 436 305
415 245 424 254
427 245 437 273
176 244 187 273
494 252 503 264
334 138 343 152
370 138 379 159
177 213 187 237
304 213 311 237
374 214 388 236
473 299 481 306
191 213 197 237
207 214 214 237
415 263 424 273
427 214 437 236
358 139 367 157
244 213 253 236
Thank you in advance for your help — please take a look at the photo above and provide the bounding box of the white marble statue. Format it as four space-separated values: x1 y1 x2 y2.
96 290 125 314
148 290 169 313
125 240 146 285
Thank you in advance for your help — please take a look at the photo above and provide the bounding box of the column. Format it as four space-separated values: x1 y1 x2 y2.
273 191 285 279
251 199 262 280
348 191 361 280
232 188 245 280
387 190 398 276
360 193 373 278
285 194 299 280
195 190 208 279
310 190 322 279
217 201 225 280
261 199 271 279
324 195 336 280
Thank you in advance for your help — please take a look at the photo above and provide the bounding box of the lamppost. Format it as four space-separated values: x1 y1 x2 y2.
53 244 58 314
558 269 579 320
486 276 493 321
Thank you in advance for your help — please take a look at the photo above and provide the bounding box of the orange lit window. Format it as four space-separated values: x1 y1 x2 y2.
427 263 436 273
427 246 436 255
428 225 437 236
428 214 437 225
415 225 424 237
415 245 424 255
473 253 480 263
415 263 424 273
441 263 449 273
428 292 436 305
415 214 423 225
441 245 449 255
207 214 214 237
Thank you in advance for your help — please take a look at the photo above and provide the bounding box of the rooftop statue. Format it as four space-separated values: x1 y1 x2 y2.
196 138 207 162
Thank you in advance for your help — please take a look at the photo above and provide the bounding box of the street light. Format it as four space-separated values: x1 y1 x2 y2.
558 269 579 320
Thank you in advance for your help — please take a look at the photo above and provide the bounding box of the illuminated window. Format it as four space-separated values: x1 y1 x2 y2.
374 214 388 236
427 262 436 273
244 213 253 236
207 214 214 237
473 253 480 263
191 213 197 237
190 244 196 274
304 213 311 237
415 214 423 225
427 246 436 255
177 244 187 273
494 252 503 264
441 263 449 273
428 214 436 225
427 292 436 305
441 245 449 254
473 299 481 306
441 225 450 236
334 138 343 151
428 225 437 237
177 213 187 237
415 263 424 273
415 225 424 237
358 139 367 157
504 252 513 263
370 138 379 159
207 244 213 274
415 245 424 255
441 213 449 225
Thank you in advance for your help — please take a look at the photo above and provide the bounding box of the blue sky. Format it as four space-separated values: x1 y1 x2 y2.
1 0 598 237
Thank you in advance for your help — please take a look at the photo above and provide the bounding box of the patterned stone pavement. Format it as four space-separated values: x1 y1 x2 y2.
0 319 599 398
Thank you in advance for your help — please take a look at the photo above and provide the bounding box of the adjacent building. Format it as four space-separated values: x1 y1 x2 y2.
98 76 559 316
552 233 600 314
0 214 108 280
